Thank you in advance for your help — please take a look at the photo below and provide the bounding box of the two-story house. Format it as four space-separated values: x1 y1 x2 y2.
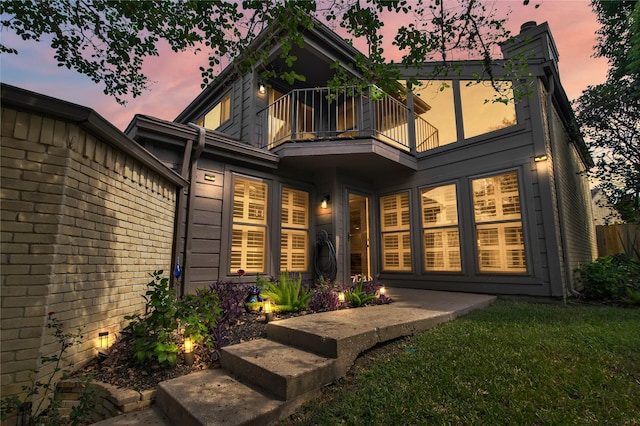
126 19 596 298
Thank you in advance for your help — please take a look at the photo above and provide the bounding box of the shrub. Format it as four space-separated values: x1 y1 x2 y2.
176 289 222 346
309 277 341 312
575 254 640 304
125 271 223 366
208 280 249 348
259 271 313 312
124 271 180 366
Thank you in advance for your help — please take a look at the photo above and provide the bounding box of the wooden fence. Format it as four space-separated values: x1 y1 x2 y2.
596 224 640 259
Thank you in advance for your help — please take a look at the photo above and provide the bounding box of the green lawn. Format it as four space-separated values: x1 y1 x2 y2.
282 300 640 425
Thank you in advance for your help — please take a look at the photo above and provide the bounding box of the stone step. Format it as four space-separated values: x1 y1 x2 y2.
219 339 336 401
155 368 314 426
266 304 452 361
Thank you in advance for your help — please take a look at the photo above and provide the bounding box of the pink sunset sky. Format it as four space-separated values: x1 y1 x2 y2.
1 0 608 131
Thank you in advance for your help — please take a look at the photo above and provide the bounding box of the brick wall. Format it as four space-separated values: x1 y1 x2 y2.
1 107 178 403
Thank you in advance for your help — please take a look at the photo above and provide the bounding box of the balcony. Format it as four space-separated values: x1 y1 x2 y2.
256 86 439 154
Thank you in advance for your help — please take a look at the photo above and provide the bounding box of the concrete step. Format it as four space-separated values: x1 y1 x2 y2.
266 304 453 361
219 338 336 401
154 368 318 426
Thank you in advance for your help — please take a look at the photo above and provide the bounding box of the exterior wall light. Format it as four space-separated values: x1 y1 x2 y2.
534 154 548 162
321 195 330 209
258 82 266 95
184 336 194 366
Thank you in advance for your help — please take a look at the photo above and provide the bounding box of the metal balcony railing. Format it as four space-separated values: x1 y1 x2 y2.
256 85 439 152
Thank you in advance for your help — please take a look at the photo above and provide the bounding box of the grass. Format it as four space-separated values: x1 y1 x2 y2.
282 300 640 425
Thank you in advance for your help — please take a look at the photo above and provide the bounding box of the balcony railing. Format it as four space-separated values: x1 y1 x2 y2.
257 85 439 152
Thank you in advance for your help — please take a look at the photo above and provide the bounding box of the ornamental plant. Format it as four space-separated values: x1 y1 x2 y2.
124 271 222 366
124 271 180 366
208 279 249 348
345 277 377 308
309 276 341 312
258 271 313 312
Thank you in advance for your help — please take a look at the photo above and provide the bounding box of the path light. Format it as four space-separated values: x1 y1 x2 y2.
97 331 109 360
338 291 345 303
379 286 386 297
184 336 194 366
263 299 274 323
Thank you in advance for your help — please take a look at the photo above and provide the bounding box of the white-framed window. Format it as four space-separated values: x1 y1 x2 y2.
230 176 267 274
421 184 461 272
281 187 309 272
472 171 526 273
380 192 412 271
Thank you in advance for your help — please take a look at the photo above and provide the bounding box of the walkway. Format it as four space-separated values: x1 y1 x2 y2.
96 289 496 426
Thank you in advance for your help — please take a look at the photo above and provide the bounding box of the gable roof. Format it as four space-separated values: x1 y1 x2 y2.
174 15 364 124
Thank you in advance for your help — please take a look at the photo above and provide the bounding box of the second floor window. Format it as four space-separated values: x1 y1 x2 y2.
380 192 412 272
198 92 231 131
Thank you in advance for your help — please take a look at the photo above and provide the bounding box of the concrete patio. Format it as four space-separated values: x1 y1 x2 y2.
95 289 496 426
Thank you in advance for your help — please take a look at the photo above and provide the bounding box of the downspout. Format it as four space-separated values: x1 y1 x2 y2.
172 138 193 297
180 123 206 296
546 75 580 298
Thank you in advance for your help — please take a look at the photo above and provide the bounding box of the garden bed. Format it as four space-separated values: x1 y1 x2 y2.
72 310 309 392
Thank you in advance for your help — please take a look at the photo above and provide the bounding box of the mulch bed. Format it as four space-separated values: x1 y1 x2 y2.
73 311 309 392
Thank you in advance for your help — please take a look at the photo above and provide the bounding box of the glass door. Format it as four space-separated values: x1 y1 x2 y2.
349 193 371 281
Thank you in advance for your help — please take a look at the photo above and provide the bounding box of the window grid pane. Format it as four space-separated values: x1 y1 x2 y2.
281 188 309 272
421 184 461 272
380 192 412 272
231 177 268 274
473 172 526 274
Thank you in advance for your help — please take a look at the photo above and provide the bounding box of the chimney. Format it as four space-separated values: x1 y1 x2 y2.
500 21 560 65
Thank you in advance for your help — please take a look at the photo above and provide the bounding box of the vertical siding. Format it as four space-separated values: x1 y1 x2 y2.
549 106 597 289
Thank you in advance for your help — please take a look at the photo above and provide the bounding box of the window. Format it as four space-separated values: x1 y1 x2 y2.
421 184 461 272
281 188 309 272
198 92 231 130
412 79 518 151
380 192 412 271
472 172 526 273
230 176 267 274
413 80 456 150
460 81 517 139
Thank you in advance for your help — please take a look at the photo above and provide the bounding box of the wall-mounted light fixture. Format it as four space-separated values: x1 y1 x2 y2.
184 336 194 366
534 154 548 162
321 195 330 209
258 82 266 95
